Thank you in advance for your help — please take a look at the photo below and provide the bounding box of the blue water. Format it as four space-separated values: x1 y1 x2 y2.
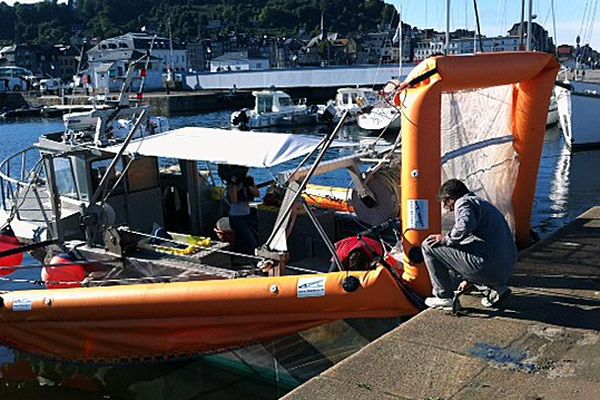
0 113 599 398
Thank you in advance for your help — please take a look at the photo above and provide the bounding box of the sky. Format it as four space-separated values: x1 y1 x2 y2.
394 0 600 49
3 0 599 49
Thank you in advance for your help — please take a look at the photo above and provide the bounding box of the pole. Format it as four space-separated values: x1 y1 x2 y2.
445 0 451 54
526 0 533 51
398 7 403 78
473 0 483 52
519 0 525 50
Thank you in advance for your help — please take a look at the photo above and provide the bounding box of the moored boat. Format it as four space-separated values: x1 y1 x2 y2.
231 89 317 129
0 52 559 387
357 102 401 133
317 87 379 125
555 80 600 149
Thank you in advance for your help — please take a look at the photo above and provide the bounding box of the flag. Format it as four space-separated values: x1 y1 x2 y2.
392 8 402 44
392 23 401 44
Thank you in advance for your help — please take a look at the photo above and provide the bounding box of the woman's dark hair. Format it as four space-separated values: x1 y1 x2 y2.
438 179 470 200
348 249 370 271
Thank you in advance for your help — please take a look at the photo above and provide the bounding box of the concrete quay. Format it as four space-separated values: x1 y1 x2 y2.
32 90 254 116
284 206 600 400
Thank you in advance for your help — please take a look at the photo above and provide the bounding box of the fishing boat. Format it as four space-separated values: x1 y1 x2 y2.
60 57 169 142
317 87 379 124
0 52 558 387
230 89 317 129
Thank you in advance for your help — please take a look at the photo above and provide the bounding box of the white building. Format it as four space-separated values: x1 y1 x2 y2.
415 34 522 61
87 32 187 92
209 51 270 73
449 36 520 54
414 37 445 61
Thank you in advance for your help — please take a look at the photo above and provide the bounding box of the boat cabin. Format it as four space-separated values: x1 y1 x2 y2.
335 88 378 108
252 89 305 114
1 125 398 276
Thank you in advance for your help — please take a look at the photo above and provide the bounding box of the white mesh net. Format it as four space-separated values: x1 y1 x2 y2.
440 84 519 234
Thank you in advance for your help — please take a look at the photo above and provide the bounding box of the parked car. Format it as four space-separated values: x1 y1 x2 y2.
0 66 32 92
38 78 64 95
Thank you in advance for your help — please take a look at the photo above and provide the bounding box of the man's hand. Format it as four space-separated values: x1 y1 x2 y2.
424 234 444 246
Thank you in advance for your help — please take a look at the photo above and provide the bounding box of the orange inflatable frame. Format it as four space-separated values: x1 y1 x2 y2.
0 267 418 362
399 52 560 297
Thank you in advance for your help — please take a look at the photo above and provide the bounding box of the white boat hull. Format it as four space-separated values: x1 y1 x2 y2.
555 81 600 149
357 107 401 132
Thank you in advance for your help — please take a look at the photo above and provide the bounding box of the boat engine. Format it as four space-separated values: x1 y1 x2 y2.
318 103 338 124
231 108 250 129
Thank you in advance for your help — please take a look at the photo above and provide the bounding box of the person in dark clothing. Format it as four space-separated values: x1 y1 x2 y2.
422 179 516 310
226 167 259 255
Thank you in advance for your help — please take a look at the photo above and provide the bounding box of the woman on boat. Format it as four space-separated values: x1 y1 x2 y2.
224 166 260 255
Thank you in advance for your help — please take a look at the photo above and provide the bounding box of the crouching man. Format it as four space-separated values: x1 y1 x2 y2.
422 179 516 310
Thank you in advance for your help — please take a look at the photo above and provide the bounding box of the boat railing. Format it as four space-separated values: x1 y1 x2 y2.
0 146 53 225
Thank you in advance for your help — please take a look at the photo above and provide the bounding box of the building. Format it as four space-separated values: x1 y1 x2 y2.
507 22 553 53
186 40 209 72
87 32 187 91
447 35 521 55
413 36 445 62
0 44 40 74
209 51 270 73
88 49 162 92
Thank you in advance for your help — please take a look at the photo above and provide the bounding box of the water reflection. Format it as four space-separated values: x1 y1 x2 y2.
0 350 286 399
532 124 600 236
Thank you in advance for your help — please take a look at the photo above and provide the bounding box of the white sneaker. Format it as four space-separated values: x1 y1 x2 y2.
425 297 453 310
481 286 511 307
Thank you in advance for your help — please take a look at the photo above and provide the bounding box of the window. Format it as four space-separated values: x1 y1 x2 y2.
279 97 292 107
127 157 159 192
52 157 78 199
90 158 125 195
257 94 273 113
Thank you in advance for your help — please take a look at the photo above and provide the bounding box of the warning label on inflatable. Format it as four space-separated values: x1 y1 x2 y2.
297 277 326 298
408 199 428 230
12 298 33 312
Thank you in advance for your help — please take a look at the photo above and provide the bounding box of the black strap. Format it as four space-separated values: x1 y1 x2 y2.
0 239 58 259
407 67 439 88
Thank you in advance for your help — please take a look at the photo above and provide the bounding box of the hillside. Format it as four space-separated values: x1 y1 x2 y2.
0 0 398 45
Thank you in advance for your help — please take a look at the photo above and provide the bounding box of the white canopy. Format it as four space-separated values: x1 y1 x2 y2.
106 127 355 168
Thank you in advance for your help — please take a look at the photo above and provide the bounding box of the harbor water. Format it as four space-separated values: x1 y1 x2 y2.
0 112 598 399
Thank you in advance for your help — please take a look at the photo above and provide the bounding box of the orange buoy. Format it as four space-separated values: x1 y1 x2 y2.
0 226 24 276
42 253 87 289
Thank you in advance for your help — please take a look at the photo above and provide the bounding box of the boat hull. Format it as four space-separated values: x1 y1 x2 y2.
357 107 401 132
556 81 600 149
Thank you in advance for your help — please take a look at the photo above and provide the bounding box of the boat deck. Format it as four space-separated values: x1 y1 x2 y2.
284 206 600 399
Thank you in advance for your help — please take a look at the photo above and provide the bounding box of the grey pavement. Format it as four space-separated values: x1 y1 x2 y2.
284 206 600 399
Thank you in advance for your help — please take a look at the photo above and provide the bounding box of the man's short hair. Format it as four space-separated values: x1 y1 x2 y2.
438 179 470 200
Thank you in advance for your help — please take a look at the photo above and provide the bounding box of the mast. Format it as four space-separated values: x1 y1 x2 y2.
395 7 403 78
473 0 483 53
168 18 174 81
519 0 525 50
526 0 533 51
445 0 451 54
